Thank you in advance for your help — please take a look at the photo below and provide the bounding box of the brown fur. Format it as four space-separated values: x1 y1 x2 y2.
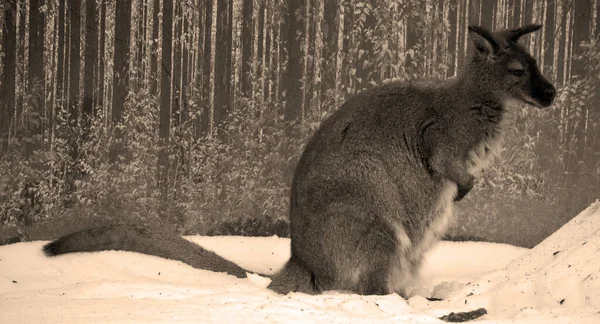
44 25 555 298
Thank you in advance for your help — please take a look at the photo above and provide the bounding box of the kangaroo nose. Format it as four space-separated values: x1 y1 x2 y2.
545 87 556 100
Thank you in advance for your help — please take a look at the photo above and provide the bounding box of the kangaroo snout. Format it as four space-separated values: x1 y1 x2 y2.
536 83 556 108
529 73 556 108
544 87 556 103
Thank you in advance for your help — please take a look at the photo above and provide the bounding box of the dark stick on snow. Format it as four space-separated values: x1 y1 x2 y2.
440 308 487 322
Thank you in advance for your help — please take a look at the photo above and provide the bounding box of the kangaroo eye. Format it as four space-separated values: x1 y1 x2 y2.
510 69 525 76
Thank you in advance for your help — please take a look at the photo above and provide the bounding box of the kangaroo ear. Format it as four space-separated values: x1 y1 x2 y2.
506 24 542 43
468 25 500 58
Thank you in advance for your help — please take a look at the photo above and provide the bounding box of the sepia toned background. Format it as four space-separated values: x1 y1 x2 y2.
0 0 598 247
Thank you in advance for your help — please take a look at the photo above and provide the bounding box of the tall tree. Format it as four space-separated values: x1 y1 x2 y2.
257 2 266 100
172 0 182 124
552 0 564 83
111 0 132 161
150 0 160 94
158 0 174 217
1 1 17 148
282 0 304 121
68 0 81 133
46 2 58 148
28 0 45 129
265 4 273 102
213 0 233 130
572 0 591 78
16 0 26 122
240 0 253 99
302 0 312 111
543 0 555 76
595 0 600 39
195 1 206 137
97 0 106 108
321 0 338 104
181 5 190 123
136 0 146 89
312 0 322 109
271 8 281 103
54 0 67 150
200 0 214 135
84 0 98 137
448 0 458 76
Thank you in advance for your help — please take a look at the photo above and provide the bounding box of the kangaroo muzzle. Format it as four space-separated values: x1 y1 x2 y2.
530 68 556 108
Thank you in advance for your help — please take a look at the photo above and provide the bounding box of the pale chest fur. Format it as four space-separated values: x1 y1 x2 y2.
467 125 505 176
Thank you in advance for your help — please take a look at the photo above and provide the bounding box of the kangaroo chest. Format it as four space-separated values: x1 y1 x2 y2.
467 134 503 176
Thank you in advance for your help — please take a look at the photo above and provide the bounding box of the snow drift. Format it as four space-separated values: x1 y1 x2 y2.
0 201 599 323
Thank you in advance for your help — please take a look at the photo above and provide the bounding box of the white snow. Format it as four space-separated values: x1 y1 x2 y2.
1 200 599 323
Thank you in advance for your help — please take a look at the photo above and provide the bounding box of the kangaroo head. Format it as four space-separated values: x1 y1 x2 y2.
466 24 556 108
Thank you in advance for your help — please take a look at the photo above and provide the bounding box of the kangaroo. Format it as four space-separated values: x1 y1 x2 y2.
44 25 555 298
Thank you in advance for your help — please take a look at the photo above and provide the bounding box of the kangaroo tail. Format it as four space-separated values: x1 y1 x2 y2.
43 225 248 278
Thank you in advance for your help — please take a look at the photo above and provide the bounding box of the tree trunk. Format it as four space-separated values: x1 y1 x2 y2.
562 2 573 85
111 0 132 162
480 0 496 32
263 5 271 103
595 0 600 39
97 0 106 108
226 0 234 121
553 0 564 84
272 9 280 103
151 0 160 95
543 0 555 77
282 0 304 121
302 0 312 111
64 0 71 107
195 2 206 138
448 0 458 77
172 0 181 125
159 0 174 219
181 5 190 124
28 0 45 140
354 2 376 92
200 0 214 135
257 2 266 103
83 0 98 140
27 0 45 89
321 0 338 104
16 0 26 124
406 5 421 75
571 0 591 78
240 0 253 99
213 0 232 131
54 0 67 150
68 0 81 135
137 0 146 90
64 0 81 194
1 1 17 148
46 4 58 149
572 1 592 177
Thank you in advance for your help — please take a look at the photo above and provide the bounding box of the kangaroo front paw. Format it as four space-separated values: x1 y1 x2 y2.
454 177 475 201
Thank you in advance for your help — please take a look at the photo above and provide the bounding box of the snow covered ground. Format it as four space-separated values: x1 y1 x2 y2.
1 200 599 323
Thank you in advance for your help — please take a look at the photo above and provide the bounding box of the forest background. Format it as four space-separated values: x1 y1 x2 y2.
0 0 599 248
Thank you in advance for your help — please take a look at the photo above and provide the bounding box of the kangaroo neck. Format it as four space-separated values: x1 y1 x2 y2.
452 71 505 110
